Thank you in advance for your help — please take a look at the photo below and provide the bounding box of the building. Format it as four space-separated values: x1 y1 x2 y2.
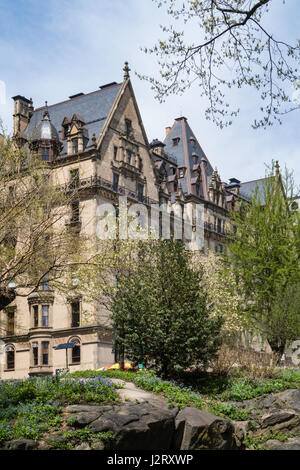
0 63 267 379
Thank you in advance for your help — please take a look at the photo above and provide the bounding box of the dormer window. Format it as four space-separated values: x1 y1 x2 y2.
172 137 180 146
178 167 185 178
41 147 50 161
72 139 78 154
189 137 196 147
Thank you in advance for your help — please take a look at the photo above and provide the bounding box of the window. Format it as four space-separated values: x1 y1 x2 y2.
126 150 131 164
72 340 80 363
217 218 222 234
42 305 49 327
137 184 143 202
72 139 78 154
215 244 223 254
7 310 15 335
33 305 39 328
172 137 180 146
113 173 119 192
70 169 79 189
42 273 49 291
179 168 184 178
6 346 15 370
41 147 50 161
71 200 80 223
71 301 80 328
113 146 118 160
32 342 38 365
125 119 132 135
138 156 142 172
42 341 49 365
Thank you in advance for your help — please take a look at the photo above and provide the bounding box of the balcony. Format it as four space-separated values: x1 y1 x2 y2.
204 222 228 237
58 176 158 206
29 364 53 376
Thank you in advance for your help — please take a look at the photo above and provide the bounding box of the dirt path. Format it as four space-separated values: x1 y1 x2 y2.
110 378 170 409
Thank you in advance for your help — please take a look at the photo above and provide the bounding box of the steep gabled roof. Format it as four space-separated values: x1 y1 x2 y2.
239 178 269 204
163 117 213 199
24 83 122 156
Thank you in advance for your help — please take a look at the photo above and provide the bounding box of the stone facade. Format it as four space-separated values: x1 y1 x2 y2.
0 63 266 379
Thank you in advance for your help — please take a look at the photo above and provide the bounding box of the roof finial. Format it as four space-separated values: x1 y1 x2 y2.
275 160 280 177
123 61 130 80
43 100 50 119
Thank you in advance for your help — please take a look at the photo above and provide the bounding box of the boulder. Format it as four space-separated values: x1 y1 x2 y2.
74 442 90 450
232 420 249 448
174 407 240 450
3 439 38 450
261 410 300 430
275 389 300 412
91 439 105 450
88 401 176 450
265 437 300 450
65 404 112 413
72 411 101 428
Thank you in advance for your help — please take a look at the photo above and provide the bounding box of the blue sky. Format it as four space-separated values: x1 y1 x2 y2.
0 0 299 186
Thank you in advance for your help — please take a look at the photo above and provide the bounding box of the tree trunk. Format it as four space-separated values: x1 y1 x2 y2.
119 346 125 371
267 337 286 364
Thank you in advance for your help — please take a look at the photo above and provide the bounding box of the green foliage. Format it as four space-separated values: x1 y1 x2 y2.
111 239 223 377
0 375 119 444
63 429 115 444
220 370 300 401
226 163 300 354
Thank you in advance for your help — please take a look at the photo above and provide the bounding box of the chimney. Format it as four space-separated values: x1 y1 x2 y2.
12 95 34 135
165 127 171 138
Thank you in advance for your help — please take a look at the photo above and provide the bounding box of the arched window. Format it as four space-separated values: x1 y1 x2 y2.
71 338 80 364
6 345 15 370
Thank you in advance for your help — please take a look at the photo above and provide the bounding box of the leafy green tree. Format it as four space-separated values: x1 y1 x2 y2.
139 0 300 129
226 162 300 355
111 239 223 377
0 132 85 318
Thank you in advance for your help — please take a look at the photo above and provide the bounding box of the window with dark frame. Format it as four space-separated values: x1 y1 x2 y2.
137 184 143 202
42 273 49 291
70 168 79 189
72 139 78 154
71 200 80 223
113 173 119 192
42 341 49 365
33 305 39 328
32 343 38 366
41 147 50 161
7 310 15 336
71 301 80 328
42 305 49 327
113 146 118 160
125 119 132 135
6 347 15 370
72 341 80 363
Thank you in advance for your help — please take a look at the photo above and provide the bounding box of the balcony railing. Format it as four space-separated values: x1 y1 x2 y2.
204 221 228 237
58 176 158 206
